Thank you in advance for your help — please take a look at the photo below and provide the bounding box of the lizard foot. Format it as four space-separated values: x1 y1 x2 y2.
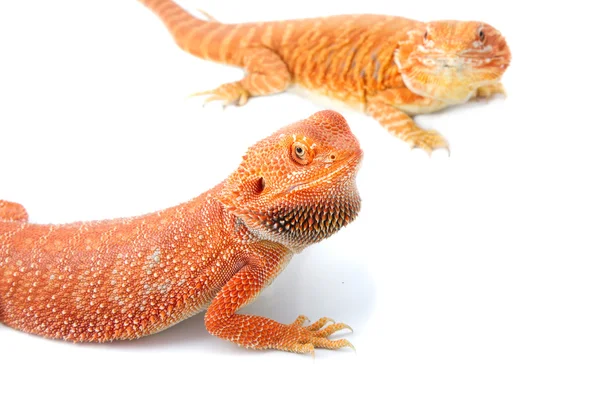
474 83 506 100
190 82 250 107
404 129 450 156
277 315 354 355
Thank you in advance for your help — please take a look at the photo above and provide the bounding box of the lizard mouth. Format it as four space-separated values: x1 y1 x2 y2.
284 150 363 194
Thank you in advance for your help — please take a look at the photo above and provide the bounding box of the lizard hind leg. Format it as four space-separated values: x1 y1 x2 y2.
0 200 29 222
190 48 291 107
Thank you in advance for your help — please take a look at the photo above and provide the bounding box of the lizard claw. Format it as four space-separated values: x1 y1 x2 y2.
312 322 353 337
189 82 250 108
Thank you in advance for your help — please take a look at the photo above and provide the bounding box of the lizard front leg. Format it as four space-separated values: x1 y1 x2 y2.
192 48 291 106
367 89 449 155
204 244 353 355
0 200 28 222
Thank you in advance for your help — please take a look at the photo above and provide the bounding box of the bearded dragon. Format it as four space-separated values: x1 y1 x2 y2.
139 0 511 153
0 110 362 355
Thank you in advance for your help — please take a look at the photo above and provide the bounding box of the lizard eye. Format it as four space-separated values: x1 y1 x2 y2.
291 142 310 165
478 28 486 42
423 30 429 41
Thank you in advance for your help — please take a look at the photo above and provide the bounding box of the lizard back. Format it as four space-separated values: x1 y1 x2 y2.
0 186 251 341
140 0 419 104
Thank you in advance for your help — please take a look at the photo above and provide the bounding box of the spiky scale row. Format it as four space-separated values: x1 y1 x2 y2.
1 111 361 354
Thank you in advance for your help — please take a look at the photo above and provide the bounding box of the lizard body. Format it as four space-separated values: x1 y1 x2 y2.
139 0 511 153
0 110 362 354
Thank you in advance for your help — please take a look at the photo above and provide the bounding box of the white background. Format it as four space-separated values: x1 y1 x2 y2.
0 0 598 399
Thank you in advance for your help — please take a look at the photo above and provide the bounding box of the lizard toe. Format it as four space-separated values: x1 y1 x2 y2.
305 317 335 331
291 315 311 326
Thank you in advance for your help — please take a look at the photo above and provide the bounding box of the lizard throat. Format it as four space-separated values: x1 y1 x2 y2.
258 186 361 252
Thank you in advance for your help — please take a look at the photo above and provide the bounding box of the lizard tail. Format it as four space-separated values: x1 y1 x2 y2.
138 0 248 65
0 200 29 223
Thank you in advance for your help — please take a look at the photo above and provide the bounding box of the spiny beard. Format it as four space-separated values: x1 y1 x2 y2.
258 189 361 251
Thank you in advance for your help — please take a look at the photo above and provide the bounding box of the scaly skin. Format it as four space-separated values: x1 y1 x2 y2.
139 0 511 153
0 110 362 355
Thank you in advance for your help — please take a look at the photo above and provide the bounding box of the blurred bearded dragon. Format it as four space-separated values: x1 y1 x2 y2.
140 0 511 153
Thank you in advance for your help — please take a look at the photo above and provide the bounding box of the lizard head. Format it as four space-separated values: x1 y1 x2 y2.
395 20 511 104
220 110 362 252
